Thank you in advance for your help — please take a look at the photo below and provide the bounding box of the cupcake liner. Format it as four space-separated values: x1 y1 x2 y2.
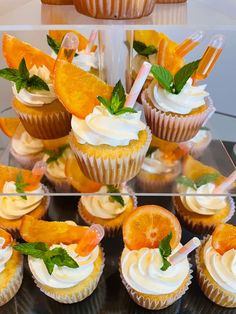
32 248 105 304
45 172 72 193
0 255 23 306
142 90 215 143
41 0 73 4
173 196 235 234
78 186 137 237
74 0 156 19
10 147 44 170
69 127 152 185
196 236 236 308
189 131 212 159
120 260 193 310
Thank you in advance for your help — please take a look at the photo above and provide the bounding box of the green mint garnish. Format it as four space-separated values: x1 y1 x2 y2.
44 144 70 164
14 242 79 275
97 80 137 116
200 126 210 131
133 41 157 57
146 146 157 157
0 58 50 93
15 172 30 200
151 60 200 95
47 35 78 57
159 232 172 271
176 173 220 190
176 176 196 190
107 185 125 207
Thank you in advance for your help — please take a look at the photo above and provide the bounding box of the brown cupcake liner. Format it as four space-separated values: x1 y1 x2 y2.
74 0 156 19
10 146 44 170
173 196 235 234
196 236 236 308
32 248 105 304
41 0 73 4
142 89 215 143
0 255 23 306
78 186 137 237
69 127 152 185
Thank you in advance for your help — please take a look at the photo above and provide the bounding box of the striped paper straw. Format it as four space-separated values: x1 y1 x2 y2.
214 169 236 194
169 237 201 265
157 38 168 67
85 31 97 54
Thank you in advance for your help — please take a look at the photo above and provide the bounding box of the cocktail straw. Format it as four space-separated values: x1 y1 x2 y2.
125 61 152 108
56 32 79 63
169 237 201 265
175 31 205 57
157 38 168 67
213 169 236 194
85 31 97 54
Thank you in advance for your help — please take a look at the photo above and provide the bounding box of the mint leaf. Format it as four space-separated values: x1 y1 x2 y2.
195 173 220 188
115 107 137 115
200 126 210 131
27 75 50 91
47 35 60 55
146 146 157 157
14 242 49 258
15 79 27 93
176 176 196 189
159 232 172 271
15 172 30 200
43 256 54 275
111 80 126 112
50 247 79 269
174 60 200 94
45 144 69 164
0 68 19 82
151 65 174 93
97 96 112 114
107 185 125 207
133 41 157 57
19 58 29 80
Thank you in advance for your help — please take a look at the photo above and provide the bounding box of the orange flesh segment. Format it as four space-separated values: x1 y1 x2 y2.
212 224 236 255
76 229 99 257
0 117 20 138
123 205 181 250
0 228 13 249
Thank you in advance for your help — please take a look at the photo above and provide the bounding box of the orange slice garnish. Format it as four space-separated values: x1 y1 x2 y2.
212 224 236 255
54 60 113 118
0 117 20 138
151 136 178 153
0 228 13 248
3 33 54 72
42 136 69 150
123 205 181 250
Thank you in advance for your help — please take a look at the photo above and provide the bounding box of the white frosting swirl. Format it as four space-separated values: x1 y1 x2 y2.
81 186 131 219
0 237 13 274
28 243 99 289
121 245 189 295
0 182 44 220
12 65 56 107
204 237 236 293
179 183 227 215
149 79 209 115
187 129 210 145
72 106 146 147
11 131 44 156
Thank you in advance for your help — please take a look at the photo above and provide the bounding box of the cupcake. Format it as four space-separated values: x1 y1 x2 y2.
184 127 212 158
1 34 71 139
196 224 236 308
0 165 50 237
15 217 105 304
73 0 156 20
120 205 193 310
78 185 137 236
0 228 23 306
173 156 235 234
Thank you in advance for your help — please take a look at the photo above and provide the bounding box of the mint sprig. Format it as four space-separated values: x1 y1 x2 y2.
176 173 220 190
151 60 200 95
14 242 79 275
0 58 50 93
107 185 125 207
97 80 137 116
159 232 172 271
44 144 70 164
15 172 30 200
133 41 157 57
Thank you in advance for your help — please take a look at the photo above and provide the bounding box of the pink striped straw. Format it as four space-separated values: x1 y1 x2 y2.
213 169 236 194
85 31 97 54
32 161 47 177
125 61 152 108
179 142 194 154
169 237 200 265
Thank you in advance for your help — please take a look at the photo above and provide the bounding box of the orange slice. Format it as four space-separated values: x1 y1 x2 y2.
212 224 236 255
20 215 87 245
151 135 178 153
65 155 102 193
0 228 13 248
3 33 55 72
123 205 181 250
42 136 69 150
0 117 20 137
48 30 97 52
54 60 113 118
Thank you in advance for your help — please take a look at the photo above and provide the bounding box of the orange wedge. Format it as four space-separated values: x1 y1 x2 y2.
0 228 13 248
3 33 55 72
54 60 113 118
42 136 69 150
123 205 181 250
0 117 20 137
212 224 236 255
151 135 178 153
20 215 87 245
48 30 97 52
65 155 102 193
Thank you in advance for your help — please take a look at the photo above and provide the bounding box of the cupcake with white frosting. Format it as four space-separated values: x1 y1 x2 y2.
78 185 137 236
185 127 212 158
0 228 23 306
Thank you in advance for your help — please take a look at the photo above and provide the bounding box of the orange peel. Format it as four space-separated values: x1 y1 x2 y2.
0 228 13 248
212 224 236 255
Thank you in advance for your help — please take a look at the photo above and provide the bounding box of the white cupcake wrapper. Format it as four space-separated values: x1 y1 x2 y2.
142 90 215 143
196 236 236 308
69 127 152 185
10 147 44 170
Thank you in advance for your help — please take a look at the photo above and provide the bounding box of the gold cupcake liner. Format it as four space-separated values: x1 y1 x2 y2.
32 248 105 304
74 0 156 19
142 90 215 143
69 127 152 185
196 236 236 308
10 147 44 170
173 196 235 234
0 255 23 306
78 186 137 237
45 172 72 193
41 0 73 3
